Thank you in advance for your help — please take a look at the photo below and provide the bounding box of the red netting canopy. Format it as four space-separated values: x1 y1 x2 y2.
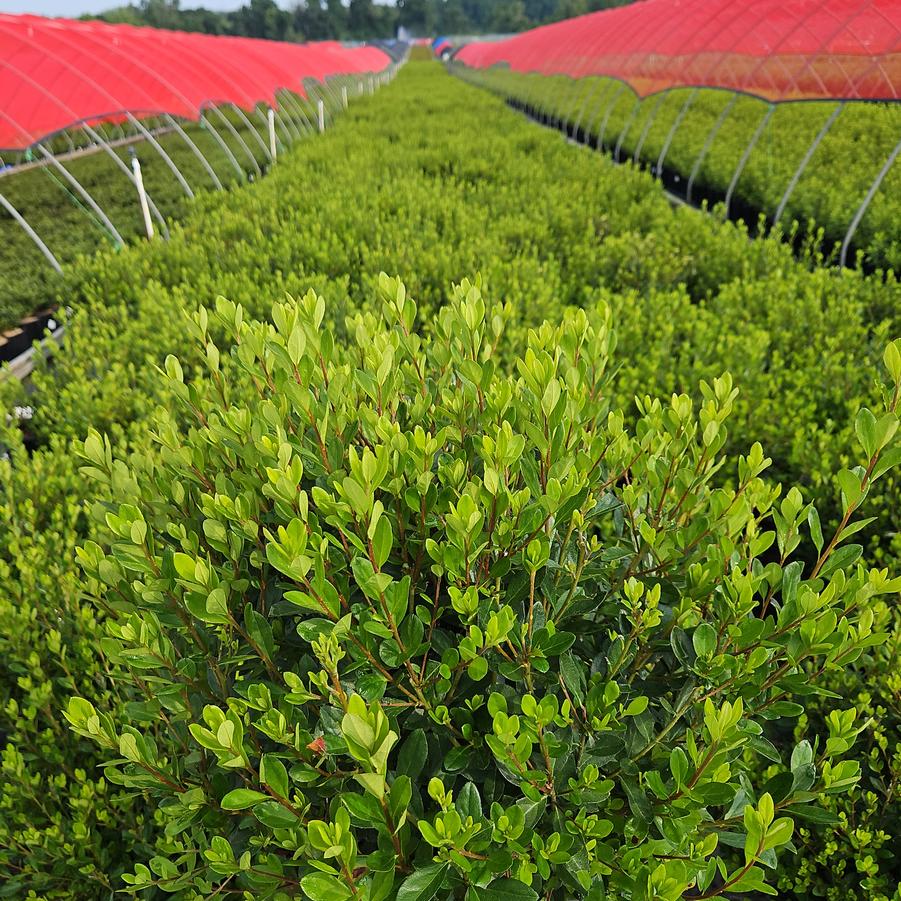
0 15 390 149
456 0 901 103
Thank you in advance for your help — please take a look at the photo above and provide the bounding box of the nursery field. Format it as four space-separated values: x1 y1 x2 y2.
456 67 901 272
1 62 900 901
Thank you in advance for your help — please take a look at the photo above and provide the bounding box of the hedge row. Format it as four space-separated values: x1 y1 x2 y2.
454 66 901 273
0 84 346 331
0 62 899 899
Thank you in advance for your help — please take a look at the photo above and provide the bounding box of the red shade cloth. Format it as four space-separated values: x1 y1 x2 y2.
455 0 901 102
0 15 389 149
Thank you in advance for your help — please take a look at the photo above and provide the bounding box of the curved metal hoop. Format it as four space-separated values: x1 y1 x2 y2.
598 84 628 151
724 104 774 218
656 89 698 176
840 134 901 267
632 92 667 165
773 102 844 226
0 190 63 274
687 94 737 204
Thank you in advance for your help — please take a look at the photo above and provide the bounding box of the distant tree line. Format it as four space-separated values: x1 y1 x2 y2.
86 0 633 42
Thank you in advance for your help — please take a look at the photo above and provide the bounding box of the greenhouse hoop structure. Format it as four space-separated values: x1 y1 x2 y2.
0 14 401 278
451 0 901 267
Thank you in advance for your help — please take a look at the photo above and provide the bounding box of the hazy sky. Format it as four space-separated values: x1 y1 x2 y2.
0 0 249 14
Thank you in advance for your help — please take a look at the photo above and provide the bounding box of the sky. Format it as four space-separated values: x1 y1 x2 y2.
0 0 248 14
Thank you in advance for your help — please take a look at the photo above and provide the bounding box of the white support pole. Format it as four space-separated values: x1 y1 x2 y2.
268 107 277 162
80 123 169 238
317 99 325 133
132 156 154 240
369 76 374 95
342 85 348 109
358 80 364 96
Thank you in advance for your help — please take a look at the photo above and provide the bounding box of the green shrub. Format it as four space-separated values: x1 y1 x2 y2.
1 63 900 898
0 426 158 898
67 279 901 899
774 608 901 901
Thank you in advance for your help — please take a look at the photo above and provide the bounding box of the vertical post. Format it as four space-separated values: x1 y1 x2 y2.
342 85 348 109
132 156 154 240
359 80 364 96
268 108 277 162
79 123 169 238
258 101 295 146
317 99 325 133
125 112 194 199
271 106 296 145
369 76 374 95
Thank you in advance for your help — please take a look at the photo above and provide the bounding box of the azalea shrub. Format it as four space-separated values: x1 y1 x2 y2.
67 277 901 899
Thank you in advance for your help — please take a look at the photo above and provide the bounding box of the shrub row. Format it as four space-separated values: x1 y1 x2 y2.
0 84 345 332
0 62 899 899
454 66 901 272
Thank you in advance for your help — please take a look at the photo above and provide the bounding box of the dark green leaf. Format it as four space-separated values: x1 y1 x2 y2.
397 729 428 780
471 879 539 901
395 863 450 901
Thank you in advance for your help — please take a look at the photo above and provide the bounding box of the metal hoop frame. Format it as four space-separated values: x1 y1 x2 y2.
841 134 901 267
0 190 63 274
723 103 774 218
773 102 843 225
686 93 738 203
